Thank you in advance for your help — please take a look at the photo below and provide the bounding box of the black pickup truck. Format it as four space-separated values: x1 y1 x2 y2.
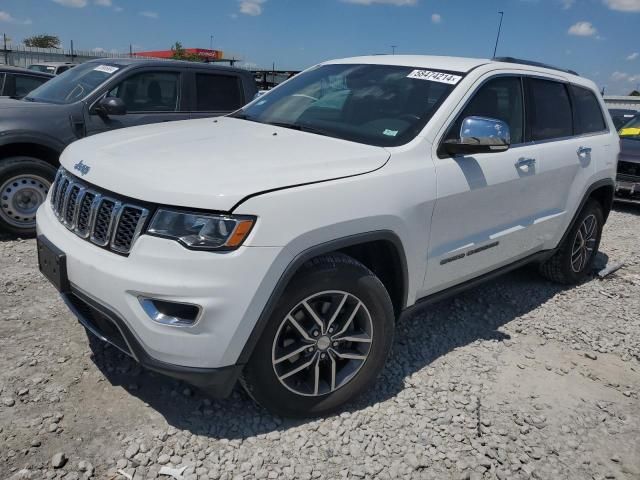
0 58 257 235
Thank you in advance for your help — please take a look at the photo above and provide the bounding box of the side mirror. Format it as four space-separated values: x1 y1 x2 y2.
96 97 126 116
443 116 511 155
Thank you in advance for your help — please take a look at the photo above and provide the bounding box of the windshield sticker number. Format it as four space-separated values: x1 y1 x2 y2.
383 129 398 137
94 65 119 74
407 70 461 85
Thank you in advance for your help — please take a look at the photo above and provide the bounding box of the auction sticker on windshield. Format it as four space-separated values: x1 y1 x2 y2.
407 70 461 85
94 65 119 74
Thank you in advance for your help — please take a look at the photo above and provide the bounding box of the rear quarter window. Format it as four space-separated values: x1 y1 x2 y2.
570 85 606 134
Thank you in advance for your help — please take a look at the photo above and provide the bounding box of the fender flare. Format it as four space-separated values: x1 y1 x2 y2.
0 130 66 156
556 177 615 249
235 230 408 365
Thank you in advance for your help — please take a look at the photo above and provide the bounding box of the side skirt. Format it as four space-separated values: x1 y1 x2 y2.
403 249 554 317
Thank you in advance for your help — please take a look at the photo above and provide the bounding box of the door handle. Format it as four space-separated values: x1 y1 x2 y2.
515 157 536 168
577 146 592 156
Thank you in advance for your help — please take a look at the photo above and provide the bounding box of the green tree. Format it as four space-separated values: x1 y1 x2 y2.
170 42 202 62
629 90 640 97
23 34 61 49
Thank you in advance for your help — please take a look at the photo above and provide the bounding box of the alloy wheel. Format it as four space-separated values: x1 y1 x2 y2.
272 290 374 397
571 213 597 273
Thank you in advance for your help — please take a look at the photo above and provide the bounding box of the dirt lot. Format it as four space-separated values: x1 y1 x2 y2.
1 206 639 480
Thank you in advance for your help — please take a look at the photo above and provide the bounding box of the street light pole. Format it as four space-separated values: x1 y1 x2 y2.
493 11 504 58
210 35 214 50
391 45 397 55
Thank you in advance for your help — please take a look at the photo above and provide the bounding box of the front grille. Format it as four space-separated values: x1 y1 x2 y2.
50 169 149 255
618 161 640 180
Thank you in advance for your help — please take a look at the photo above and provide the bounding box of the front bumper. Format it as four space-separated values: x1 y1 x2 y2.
615 175 640 204
36 201 289 374
64 287 241 397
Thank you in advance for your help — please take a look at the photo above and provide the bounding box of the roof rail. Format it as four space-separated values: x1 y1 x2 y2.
493 56 579 76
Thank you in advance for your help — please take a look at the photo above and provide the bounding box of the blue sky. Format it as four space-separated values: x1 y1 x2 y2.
1 0 639 94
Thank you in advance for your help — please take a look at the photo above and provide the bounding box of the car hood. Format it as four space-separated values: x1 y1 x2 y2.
0 98 61 111
620 137 640 164
60 117 390 211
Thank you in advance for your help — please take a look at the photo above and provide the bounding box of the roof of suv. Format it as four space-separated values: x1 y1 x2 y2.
86 57 251 75
0 65 54 77
325 55 582 80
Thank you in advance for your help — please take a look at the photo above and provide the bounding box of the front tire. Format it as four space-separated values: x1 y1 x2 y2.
241 253 395 417
539 199 604 284
0 157 57 236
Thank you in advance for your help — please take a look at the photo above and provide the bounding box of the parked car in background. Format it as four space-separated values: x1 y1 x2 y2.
608 108 637 130
615 131 640 204
28 62 76 76
0 66 53 99
36 55 617 416
618 113 640 138
0 58 257 235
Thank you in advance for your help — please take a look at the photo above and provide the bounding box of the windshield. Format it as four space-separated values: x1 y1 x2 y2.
232 63 461 147
25 62 122 104
28 64 55 74
620 114 640 138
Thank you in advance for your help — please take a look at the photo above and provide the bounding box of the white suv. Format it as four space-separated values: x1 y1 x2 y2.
36 55 618 417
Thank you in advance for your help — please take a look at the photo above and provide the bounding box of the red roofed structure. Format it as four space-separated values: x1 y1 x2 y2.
133 48 224 61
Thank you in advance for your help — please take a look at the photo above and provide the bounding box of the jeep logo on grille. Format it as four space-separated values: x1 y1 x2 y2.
74 160 91 176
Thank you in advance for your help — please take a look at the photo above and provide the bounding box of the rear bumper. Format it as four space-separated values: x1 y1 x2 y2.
64 287 242 397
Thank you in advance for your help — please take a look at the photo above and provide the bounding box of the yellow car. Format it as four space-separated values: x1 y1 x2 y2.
619 114 640 137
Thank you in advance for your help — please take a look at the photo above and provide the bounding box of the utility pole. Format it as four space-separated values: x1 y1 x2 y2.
210 35 214 50
3 33 8 65
129 44 133 58
70 39 75 62
391 45 397 55
493 11 504 58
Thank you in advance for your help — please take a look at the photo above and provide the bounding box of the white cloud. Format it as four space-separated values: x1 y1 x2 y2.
627 52 639 60
342 0 417 4
139 10 159 19
92 47 105 53
568 21 597 36
114 5 123 12
561 0 575 9
95 0 111 5
0 11 32 24
52 0 88 7
611 71 640 82
431 13 442 23
603 0 640 12
239 0 266 16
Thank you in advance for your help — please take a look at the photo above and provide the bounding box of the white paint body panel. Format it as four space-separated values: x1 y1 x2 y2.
37 55 618 370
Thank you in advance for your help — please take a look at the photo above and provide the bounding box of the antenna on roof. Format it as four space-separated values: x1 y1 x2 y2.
493 11 504 58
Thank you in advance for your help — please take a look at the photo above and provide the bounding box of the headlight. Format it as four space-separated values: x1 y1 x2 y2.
147 209 255 251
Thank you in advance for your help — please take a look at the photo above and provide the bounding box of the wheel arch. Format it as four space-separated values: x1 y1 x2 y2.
556 177 615 251
0 135 64 168
236 231 408 365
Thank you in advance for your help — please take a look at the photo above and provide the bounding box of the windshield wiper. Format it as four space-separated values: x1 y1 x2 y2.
266 121 338 139
23 96 36 102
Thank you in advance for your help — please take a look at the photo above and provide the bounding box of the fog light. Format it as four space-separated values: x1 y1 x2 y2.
139 297 201 327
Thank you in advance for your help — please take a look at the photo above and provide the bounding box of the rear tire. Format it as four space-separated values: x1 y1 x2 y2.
241 253 395 418
0 157 57 237
539 199 604 284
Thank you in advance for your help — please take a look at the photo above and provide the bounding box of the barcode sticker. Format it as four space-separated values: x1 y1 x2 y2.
407 70 461 85
94 65 119 74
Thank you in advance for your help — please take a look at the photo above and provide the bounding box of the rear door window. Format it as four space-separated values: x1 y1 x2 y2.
570 85 606 134
196 74 243 111
526 78 573 141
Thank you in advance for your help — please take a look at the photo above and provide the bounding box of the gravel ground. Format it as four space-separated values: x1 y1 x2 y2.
1 206 639 480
